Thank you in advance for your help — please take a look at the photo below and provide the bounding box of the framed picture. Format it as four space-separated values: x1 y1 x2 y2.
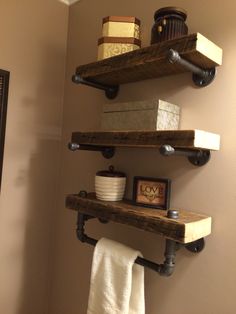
133 176 171 210
0 69 10 189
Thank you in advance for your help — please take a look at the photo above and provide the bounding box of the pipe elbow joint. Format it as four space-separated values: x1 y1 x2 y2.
159 262 175 277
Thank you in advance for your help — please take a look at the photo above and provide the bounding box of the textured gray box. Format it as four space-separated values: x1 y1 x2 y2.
101 99 180 131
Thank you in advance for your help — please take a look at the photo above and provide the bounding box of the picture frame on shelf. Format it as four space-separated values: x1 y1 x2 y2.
133 176 171 210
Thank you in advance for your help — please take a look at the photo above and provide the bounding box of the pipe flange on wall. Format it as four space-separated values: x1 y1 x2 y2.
159 145 211 166
168 49 216 87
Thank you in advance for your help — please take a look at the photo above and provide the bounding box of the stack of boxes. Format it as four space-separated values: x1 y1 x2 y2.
97 16 141 60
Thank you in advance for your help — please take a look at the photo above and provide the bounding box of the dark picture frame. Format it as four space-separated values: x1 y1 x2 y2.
0 69 10 189
133 176 171 210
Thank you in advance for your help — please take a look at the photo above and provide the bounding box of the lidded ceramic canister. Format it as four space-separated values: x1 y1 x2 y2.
95 165 126 201
151 6 188 44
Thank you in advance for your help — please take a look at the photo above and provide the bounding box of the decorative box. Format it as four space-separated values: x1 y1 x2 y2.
102 16 140 39
101 99 180 131
97 37 141 60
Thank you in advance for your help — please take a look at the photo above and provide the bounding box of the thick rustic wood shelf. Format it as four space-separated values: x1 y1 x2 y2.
74 33 222 87
71 129 220 151
66 193 211 244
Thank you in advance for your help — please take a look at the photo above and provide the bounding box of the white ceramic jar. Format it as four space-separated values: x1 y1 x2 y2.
95 166 126 201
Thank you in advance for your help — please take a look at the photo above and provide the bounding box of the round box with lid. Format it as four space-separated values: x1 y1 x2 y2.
95 166 126 201
151 7 188 44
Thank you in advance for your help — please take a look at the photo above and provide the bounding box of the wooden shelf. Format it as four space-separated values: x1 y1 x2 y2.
66 193 212 244
75 33 222 86
71 129 220 151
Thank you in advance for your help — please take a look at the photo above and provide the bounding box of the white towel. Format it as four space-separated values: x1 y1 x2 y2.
87 237 145 314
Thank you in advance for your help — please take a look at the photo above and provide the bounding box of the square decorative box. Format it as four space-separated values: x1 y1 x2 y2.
102 16 140 39
101 99 180 131
97 36 141 60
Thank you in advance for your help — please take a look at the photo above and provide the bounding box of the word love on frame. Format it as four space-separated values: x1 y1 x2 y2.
133 176 171 210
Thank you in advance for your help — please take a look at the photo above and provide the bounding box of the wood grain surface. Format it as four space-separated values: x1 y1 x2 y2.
75 33 222 85
71 130 220 150
66 193 212 243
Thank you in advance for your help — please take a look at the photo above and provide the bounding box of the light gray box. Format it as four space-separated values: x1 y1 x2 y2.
101 99 180 131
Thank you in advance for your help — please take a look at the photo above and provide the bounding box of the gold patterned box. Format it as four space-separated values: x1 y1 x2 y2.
102 16 140 39
101 99 180 131
97 37 141 60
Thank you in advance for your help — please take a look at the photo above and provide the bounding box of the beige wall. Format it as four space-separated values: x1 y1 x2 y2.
50 0 236 314
0 1 68 314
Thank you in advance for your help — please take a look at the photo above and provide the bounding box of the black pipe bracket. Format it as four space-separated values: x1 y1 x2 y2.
185 238 205 253
72 74 119 99
168 49 216 87
76 211 177 276
75 191 206 276
159 144 211 166
68 142 115 159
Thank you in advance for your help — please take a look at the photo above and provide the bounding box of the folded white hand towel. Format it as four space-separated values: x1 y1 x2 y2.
87 237 145 314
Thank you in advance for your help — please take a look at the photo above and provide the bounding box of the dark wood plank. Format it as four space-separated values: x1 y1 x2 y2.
75 33 221 85
66 193 211 243
71 130 220 150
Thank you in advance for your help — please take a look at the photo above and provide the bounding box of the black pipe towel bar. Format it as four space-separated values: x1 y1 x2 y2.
76 211 205 276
